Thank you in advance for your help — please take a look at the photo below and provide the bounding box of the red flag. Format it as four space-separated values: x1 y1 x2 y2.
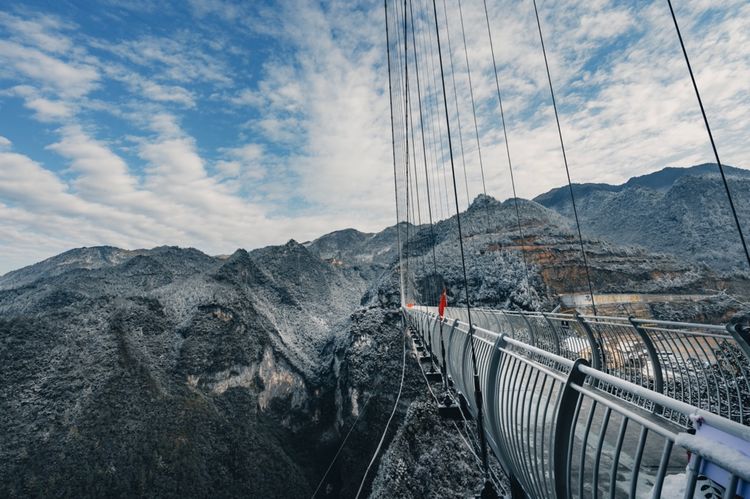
438 289 447 318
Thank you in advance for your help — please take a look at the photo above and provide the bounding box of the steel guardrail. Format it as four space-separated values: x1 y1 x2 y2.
405 307 750 498
415 306 750 426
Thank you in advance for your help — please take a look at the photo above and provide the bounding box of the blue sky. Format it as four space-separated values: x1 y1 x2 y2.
1 0 749 273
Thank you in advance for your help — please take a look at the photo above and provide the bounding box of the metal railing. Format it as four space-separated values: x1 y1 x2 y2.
406 307 750 499
416 306 750 426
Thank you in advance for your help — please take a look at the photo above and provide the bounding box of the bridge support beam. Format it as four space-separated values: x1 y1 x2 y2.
553 358 589 499
627 317 664 400
574 312 603 372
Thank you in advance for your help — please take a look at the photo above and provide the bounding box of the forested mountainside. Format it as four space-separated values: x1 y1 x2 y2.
535 164 750 272
2 165 748 497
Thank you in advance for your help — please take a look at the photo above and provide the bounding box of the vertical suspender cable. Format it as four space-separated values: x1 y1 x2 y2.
439 0 472 209
413 3 444 223
386 0 405 306
430 0 490 478
405 0 429 309
423 0 454 221
402 0 429 307
456 0 488 199
408 0 440 370
531 0 598 316
452 0 494 234
480 0 533 302
392 0 409 302
408 100 432 307
394 0 411 304
401 0 413 304
665 0 750 272
408 0 440 302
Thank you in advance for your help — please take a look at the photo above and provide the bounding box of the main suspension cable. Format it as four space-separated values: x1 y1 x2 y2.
531 0 598 315
392 0 410 301
665 0 750 272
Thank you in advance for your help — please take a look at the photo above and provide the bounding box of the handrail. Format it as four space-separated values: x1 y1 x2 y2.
405 307 750 498
414 305 750 425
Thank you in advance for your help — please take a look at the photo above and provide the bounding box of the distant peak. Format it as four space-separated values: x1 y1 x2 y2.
469 193 500 209
227 248 251 260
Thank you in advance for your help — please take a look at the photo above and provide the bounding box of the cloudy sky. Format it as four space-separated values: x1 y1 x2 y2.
0 0 748 274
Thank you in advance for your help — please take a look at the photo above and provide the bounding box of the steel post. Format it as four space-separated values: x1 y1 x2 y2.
552 358 589 499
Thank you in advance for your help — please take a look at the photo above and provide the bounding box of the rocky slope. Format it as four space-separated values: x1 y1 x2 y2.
534 163 750 273
2 164 749 497
0 243 378 498
305 224 409 269
397 194 736 314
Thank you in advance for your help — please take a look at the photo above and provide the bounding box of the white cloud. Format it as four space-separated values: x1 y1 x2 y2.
229 89 264 107
215 160 242 178
0 12 74 54
46 125 137 199
3 85 75 122
187 0 243 22
0 0 749 276
0 136 12 150
24 96 74 121
103 66 196 107
387 0 750 208
0 40 99 98
0 124 343 273
92 34 232 86
215 143 266 180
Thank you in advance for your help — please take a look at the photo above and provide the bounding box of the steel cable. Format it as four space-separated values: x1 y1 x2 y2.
353 325 408 499
665 0 750 272
480 0 533 302
531 0 598 316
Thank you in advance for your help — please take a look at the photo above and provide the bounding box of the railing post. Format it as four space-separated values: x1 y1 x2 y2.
425 314 434 358
574 312 603 372
553 358 589 499
473 368 488 469
439 318 457 390
727 313 750 362
541 312 562 355
499 310 515 339
461 326 476 408
477 308 492 332
483 334 525 497
519 312 538 347
628 317 664 395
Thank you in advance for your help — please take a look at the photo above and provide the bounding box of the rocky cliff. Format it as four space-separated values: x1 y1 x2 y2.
534 164 750 273
2 165 749 497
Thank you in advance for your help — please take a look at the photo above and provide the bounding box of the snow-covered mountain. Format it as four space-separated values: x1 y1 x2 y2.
2 164 749 497
534 164 750 272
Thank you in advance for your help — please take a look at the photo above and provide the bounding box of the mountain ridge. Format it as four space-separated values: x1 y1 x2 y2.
533 163 750 271
533 163 750 207
2 163 749 498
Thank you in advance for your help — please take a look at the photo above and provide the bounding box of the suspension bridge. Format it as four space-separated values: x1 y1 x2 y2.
378 0 750 497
